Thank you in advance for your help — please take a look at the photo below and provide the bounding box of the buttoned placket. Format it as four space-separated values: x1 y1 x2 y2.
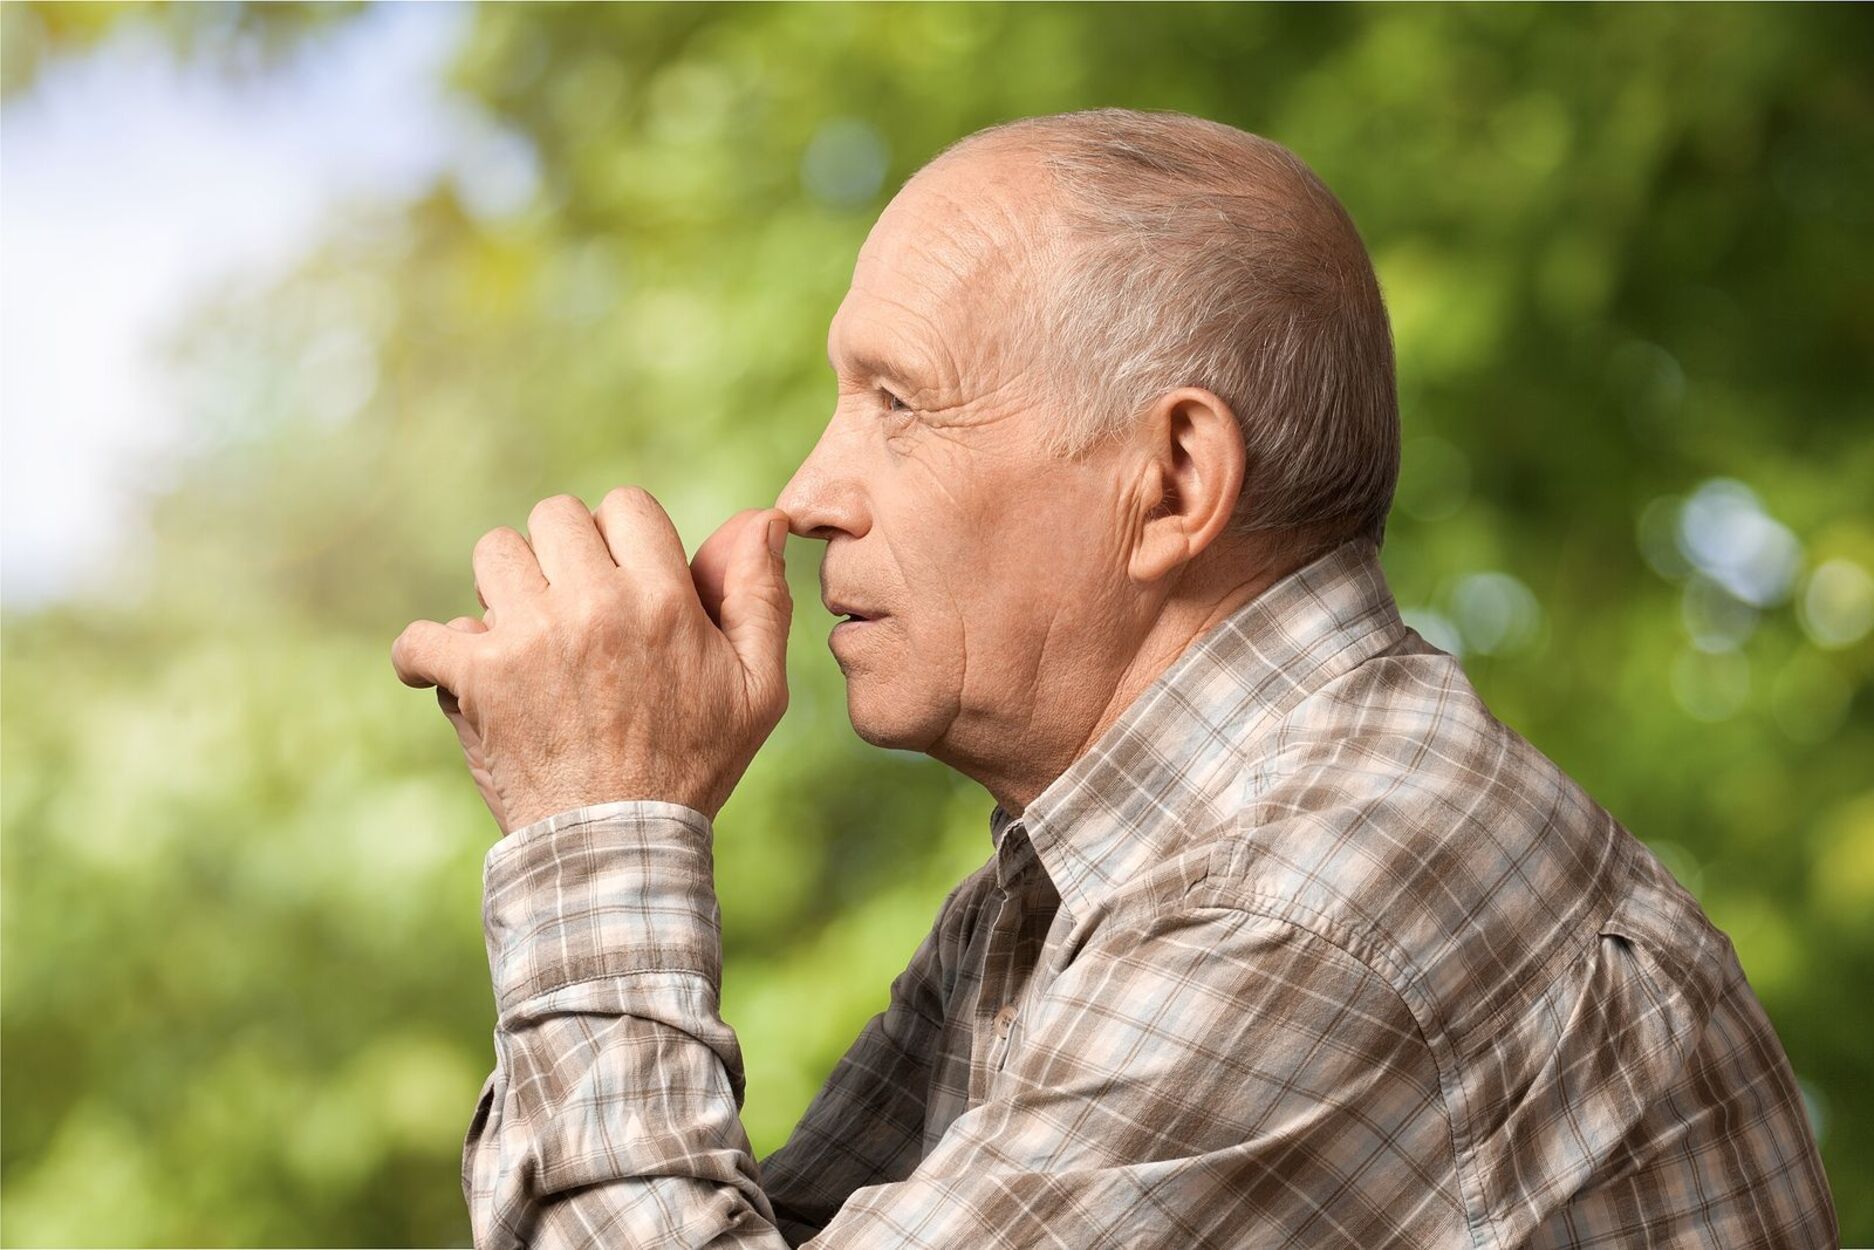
969 819 1060 1105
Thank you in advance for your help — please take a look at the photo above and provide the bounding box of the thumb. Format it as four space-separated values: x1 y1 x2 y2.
717 508 792 694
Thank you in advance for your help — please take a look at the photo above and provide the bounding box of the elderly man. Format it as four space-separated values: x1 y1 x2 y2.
393 109 1836 1248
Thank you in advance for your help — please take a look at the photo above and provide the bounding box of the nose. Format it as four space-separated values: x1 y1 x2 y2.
776 415 870 542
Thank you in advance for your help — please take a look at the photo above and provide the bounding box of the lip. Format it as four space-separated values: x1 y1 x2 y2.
829 617 880 644
823 598 882 620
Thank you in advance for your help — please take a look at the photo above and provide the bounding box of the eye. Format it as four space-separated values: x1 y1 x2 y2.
879 389 916 432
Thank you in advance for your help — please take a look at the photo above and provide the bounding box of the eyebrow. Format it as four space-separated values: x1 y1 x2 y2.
827 343 926 391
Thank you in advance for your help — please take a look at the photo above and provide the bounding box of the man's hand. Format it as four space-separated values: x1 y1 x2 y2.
391 487 793 832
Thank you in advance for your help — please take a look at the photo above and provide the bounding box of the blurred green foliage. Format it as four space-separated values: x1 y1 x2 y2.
4 2 1870 1244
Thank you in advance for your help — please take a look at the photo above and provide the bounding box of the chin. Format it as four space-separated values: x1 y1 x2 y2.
844 681 940 753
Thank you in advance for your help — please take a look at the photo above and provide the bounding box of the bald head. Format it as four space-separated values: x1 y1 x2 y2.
921 109 1400 552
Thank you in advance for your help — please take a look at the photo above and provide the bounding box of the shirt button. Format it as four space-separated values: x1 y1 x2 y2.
993 1004 1018 1039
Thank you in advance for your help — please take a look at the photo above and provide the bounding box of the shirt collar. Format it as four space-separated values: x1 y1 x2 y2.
988 535 1407 916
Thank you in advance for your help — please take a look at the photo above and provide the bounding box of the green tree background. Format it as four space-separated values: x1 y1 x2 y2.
3 3 1869 1244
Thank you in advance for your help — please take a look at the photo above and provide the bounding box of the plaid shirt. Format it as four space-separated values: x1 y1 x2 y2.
463 536 1837 1248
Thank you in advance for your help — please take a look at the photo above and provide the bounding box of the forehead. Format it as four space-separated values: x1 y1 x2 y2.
827 150 1049 374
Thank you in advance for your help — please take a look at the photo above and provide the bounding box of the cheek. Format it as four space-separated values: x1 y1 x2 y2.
878 464 982 579
885 440 1103 617
999 502 1111 590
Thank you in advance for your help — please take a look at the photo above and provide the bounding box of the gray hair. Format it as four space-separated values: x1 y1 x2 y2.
930 108 1400 552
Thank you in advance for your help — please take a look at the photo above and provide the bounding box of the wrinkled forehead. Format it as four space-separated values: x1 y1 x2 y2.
829 153 1055 374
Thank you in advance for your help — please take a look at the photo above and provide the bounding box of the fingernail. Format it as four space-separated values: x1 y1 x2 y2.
768 515 788 556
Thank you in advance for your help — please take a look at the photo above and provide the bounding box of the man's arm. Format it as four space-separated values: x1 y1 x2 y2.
463 799 1467 1248
462 799 775 1249
463 798 981 1249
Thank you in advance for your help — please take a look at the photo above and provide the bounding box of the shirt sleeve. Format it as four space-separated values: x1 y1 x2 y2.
462 800 974 1249
463 804 1467 1248
463 799 784 1249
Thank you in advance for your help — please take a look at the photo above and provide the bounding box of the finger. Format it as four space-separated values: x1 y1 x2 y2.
526 493 616 586
717 507 793 696
391 618 470 691
472 525 547 612
446 616 488 633
593 485 694 599
690 509 768 627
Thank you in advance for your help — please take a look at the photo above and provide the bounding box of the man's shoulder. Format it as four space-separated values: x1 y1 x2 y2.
1157 632 1707 1041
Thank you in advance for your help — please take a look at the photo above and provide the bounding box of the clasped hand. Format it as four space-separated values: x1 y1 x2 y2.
391 488 793 833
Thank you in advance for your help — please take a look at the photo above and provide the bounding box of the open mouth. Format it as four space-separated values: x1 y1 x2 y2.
831 612 881 637
825 598 884 631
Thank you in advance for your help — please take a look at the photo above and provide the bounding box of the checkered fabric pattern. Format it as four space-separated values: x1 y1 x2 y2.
462 536 1837 1248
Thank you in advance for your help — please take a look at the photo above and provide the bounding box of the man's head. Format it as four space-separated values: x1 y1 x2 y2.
776 107 1398 797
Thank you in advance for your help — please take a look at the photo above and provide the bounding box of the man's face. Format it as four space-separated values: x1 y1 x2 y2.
776 147 1142 760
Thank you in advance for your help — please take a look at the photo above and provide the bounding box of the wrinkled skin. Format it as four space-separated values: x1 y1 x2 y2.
777 138 1274 815
392 489 792 831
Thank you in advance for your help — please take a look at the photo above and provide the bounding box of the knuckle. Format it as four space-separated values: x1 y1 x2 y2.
390 622 438 685
531 493 586 526
604 484 653 509
474 526 519 560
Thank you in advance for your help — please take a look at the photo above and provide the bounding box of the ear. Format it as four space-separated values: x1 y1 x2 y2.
1128 387 1246 584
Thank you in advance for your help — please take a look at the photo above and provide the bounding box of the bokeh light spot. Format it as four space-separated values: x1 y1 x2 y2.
452 124 540 221
1401 607 1464 657
1450 571 1543 655
1798 557 1874 649
801 117 890 209
1675 478 1802 607
1670 646 1750 721
1636 495 1692 580
1681 573 1758 653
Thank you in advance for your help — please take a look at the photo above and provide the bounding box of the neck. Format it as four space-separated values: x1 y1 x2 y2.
954 537 1312 818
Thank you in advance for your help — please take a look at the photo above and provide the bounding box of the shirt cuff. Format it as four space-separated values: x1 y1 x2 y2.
481 799 721 1015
